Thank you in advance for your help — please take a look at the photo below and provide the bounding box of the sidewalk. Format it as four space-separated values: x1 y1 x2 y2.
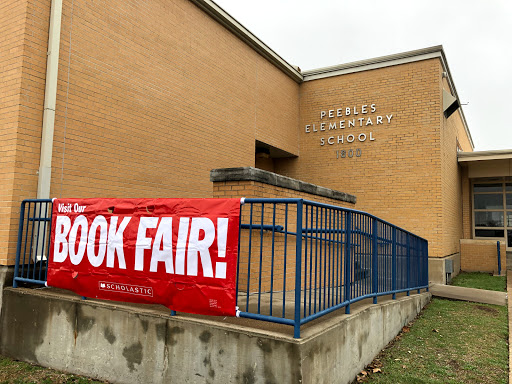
430 283 507 306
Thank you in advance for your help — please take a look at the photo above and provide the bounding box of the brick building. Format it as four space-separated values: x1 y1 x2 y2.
0 0 507 287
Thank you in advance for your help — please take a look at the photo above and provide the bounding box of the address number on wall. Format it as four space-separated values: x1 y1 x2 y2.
336 149 362 159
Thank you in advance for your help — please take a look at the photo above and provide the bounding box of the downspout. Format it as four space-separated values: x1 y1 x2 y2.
37 0 63 199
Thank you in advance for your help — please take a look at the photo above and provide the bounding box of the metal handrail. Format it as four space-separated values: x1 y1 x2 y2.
236 198 429 338
13 198 429 338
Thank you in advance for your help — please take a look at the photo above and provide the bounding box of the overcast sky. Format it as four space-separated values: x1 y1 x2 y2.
214 0 512 151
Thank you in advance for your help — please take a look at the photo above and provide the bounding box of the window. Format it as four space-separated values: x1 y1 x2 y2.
473 181 512 247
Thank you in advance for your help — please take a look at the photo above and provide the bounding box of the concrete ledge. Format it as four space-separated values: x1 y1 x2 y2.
210 167 357 204
428 253 461 285
430 284 507 306
0 266 14 326
1 288 429 384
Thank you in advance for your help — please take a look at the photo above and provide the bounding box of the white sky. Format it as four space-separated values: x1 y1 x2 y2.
214 0 512 151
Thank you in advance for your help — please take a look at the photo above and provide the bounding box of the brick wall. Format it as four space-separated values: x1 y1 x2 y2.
278 59 445 257
460 239 506 274
0 0 300 265
212 178 355 296
276 59 473 260
49 0 299 202
0 0 50 265
0 0 473 273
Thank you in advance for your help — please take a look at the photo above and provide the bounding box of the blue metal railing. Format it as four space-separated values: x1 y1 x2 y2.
13 198 429 338
13 199 53 288
236 199 429 338
497 241 501 275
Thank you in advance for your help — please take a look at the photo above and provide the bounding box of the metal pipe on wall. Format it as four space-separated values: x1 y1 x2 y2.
37 0 63 199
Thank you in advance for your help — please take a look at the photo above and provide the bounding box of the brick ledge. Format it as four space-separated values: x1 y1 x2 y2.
210 167 356 204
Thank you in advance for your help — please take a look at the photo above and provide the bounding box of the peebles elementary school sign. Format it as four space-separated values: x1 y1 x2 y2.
305 103 394 158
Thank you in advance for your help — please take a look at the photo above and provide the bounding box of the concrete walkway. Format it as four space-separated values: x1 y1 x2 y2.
430 283 507 306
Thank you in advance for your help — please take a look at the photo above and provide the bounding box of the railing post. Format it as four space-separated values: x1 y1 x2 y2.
392 227 397 300
344 212 352 314
13 202 27 288
417 238 421 294
406 235 410 296
236 207 243 307
294 200 303 339
425 241 429 291
372 218 378 304
497 241 501 276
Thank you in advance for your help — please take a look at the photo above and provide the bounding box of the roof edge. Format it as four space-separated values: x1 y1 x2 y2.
458 149 512 162
190 0 303 83
439 48 475 150
302 45 444 79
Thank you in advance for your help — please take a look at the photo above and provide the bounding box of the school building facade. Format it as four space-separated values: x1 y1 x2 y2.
0 0 508 288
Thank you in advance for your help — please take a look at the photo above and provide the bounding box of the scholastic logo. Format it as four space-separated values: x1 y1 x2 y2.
99 281 153 297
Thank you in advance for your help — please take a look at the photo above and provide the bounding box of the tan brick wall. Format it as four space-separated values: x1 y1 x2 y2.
460 239 506 274
49 0 299 202
0 0 300 265
0 0 474 275
278 59 448 257
0 0 50 265
213 180 354 296
275 59 473 260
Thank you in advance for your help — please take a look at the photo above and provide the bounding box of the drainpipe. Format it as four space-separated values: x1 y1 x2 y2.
37 0 63 199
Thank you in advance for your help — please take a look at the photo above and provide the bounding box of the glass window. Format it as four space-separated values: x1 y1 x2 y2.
474 183 503 192
509 230 512 248
475 211 504 227
507 194 512 209
475 229 505 238
474 194 503 210
508 212 512 227
506 183 512 192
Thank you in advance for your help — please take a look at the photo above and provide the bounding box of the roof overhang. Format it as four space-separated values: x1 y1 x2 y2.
458 149 512 163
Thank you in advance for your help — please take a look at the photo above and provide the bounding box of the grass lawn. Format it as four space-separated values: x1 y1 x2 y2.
0 355 106 384
359 298 508 384
451 272 506 291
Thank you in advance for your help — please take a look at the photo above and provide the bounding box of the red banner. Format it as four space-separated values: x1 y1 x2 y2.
47 198 241 316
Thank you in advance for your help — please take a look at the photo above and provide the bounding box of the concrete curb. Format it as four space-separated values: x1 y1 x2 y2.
430 284 507 306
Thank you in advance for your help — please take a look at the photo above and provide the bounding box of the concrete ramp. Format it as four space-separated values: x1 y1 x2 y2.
430 284 507 306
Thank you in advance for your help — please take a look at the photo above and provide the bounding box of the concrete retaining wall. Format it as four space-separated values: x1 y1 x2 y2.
0 288 430 384
0 266 13 322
